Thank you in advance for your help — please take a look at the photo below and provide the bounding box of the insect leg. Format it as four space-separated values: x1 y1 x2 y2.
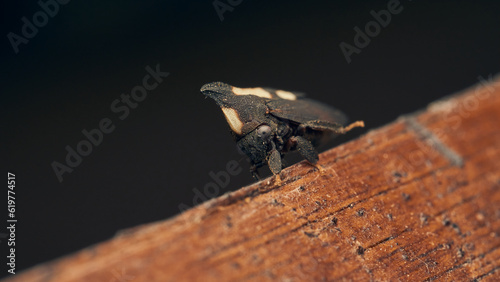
290 135 328 174
298 120 364 134
297 120 342 132
267 142 283 175
250 164 261 180
340 120 365 133
249 158 268 180
290 136 319 164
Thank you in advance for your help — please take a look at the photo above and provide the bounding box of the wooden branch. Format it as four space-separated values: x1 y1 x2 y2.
7 76 500 281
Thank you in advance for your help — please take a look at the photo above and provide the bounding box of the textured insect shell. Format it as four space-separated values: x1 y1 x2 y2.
201 82 270 136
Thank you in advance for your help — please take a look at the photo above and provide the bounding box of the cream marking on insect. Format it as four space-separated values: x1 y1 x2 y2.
232 87 273 99
221 107 244 135
275 90 297 101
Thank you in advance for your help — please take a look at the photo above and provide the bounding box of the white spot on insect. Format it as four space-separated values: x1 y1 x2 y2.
275 90 297 100
221 107 244 135
232 87 272 99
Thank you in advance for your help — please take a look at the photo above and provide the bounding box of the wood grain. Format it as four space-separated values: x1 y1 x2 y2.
6 76 500 281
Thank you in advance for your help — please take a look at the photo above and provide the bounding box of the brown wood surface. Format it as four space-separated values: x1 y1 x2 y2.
6 76 500 281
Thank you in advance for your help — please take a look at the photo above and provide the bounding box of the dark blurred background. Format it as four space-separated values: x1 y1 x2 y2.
1 0 499 276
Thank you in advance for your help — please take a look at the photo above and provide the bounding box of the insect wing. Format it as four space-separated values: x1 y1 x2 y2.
266 98 348 126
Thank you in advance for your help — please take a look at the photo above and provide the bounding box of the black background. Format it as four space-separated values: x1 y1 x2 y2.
1 0 499 276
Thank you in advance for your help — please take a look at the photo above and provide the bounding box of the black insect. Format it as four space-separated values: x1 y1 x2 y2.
201 82 364 180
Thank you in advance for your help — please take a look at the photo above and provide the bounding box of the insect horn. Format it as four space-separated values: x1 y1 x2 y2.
200 82 234 107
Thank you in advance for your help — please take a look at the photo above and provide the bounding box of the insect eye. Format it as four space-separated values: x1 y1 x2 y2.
257 124 272 139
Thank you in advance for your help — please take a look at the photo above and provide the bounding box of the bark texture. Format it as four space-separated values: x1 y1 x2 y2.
6 76 500 281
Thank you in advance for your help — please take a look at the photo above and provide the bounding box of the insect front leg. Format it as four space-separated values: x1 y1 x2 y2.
267 141 282 175
249 163 262 180
264 141 285 184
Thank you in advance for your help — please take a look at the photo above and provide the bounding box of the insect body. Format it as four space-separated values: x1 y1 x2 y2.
201 82 364 179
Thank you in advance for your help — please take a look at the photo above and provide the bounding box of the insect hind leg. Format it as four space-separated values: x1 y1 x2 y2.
290 136 319 164
338 120 365 133
298 120 364 134
290 135 328 174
